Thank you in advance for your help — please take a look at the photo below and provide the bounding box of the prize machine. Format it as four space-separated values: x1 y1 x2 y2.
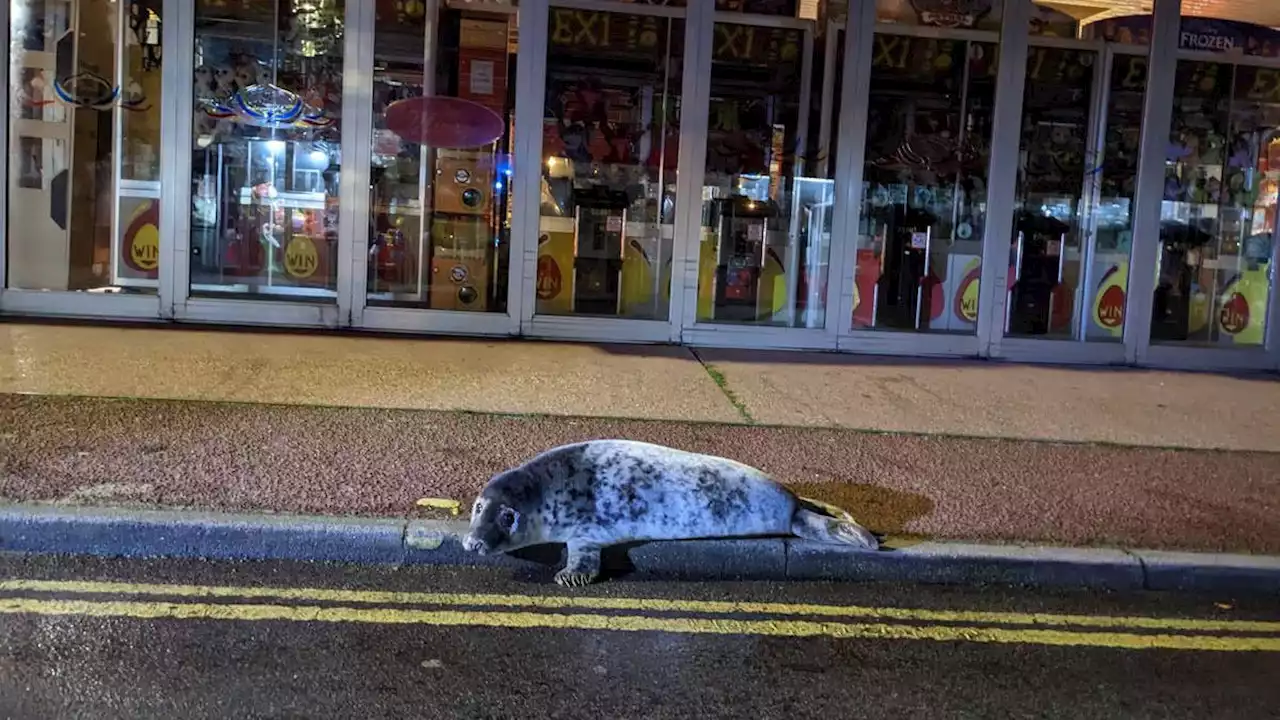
427 14 512 312
191 133 341 293
1006 212 1071 336
1150 219 1215 342
429 147 499 311
570 185 632 316
707 193 780 322
870 201 942 331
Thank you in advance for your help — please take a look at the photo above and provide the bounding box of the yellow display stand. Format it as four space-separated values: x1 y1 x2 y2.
1217 264 1270 346
1091 261 1128 338
696 230 717 321
759 250 787 321
619 239 655 317
535 229 576 315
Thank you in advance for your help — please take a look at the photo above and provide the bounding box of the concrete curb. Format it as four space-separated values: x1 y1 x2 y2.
2 504 1278 593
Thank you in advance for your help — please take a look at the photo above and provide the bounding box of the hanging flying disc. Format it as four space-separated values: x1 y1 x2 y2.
383 95 505 149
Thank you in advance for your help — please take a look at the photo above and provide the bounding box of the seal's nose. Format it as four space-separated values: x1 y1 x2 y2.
461 534 487 555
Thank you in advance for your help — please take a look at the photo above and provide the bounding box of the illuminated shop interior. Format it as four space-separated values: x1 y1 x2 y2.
4 0 1279 368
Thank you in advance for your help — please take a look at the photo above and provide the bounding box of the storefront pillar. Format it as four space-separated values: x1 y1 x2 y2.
975 0 1030 358
157 0 188 320
0 0 9 301
669 0 715 344
510 0 549 336
1123 0 1181 365
338 0 376 328
828 0 874 339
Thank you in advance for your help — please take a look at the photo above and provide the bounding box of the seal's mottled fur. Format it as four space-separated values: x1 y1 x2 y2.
462 440 878 586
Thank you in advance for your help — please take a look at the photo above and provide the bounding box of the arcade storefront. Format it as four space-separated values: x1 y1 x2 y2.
4 0 1279 371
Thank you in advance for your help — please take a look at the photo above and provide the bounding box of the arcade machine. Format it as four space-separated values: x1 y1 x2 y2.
1150 220 1215 342
708 194 779 322
426 14 510 312
429 148 496 311
570 185 632 315
1006 212 1071 336
869 204 939 330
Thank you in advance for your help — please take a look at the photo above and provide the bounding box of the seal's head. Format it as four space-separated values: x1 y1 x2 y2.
462 494 530 556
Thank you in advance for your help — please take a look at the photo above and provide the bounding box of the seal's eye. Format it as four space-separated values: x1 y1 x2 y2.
497 507 518 532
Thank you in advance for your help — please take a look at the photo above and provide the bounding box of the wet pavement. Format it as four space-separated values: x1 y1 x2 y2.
3 321 1278 451
3 394 1279 554
0 555 1277 719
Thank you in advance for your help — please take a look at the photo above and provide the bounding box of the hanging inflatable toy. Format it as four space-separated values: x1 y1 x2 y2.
199 82 333 130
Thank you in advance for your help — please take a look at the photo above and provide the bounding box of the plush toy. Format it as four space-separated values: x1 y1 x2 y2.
213 65 236 97
234 59 259 92
194 65 216 100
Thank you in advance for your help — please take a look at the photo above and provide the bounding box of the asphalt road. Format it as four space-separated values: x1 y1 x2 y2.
0 555 1277 720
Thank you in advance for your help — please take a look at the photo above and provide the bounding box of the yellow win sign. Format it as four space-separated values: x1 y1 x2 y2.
130 226 160 272
284 236 319 279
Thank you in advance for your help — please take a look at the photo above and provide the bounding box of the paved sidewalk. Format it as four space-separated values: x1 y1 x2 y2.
2 322 1279 450
3 394 1278 554
2 321 1278 561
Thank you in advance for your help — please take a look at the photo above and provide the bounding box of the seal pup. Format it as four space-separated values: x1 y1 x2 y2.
462 439 879 587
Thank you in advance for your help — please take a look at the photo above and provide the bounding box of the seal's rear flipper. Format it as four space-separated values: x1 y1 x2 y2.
791 508 880 550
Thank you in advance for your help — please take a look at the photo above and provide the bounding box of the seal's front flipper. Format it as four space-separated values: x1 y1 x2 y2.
555 542 603 587
791 508 880 550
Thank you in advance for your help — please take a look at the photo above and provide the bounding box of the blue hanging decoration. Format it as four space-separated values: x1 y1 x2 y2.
230 83 305 128
51 71 122 110
200 83 333 130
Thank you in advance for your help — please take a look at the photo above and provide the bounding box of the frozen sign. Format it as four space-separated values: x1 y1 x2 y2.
1181 27 1236 53
1086 16 1280 59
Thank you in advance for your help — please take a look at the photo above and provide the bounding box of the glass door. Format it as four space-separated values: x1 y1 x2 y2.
358 0 518 333
5 0 166 315
692 16 832 331
852 31 998 335
530 3 686 324
1006 41 1100 341
185 0 347 304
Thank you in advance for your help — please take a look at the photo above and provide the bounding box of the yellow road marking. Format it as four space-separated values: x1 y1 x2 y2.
2 579 1276 634
415 498 462 516
1 597 1276 652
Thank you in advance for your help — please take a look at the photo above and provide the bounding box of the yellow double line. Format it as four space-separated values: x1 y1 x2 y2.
1 579 1277 653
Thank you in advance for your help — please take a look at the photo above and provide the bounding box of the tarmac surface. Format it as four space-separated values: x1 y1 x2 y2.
4 321 1279 450
1 555 1276 719
3 394 1279 554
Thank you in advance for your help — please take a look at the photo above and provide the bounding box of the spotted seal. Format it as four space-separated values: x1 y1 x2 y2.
461 439 879 586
